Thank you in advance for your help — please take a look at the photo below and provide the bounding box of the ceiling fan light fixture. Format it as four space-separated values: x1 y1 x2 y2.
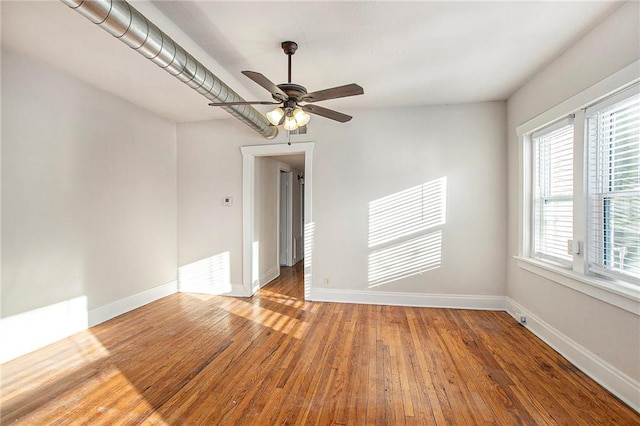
283 115 299 131
211 41 362 127
293 108 311 126
266 107 285 126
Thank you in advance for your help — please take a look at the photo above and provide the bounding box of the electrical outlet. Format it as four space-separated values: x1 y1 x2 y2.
324 278 330 287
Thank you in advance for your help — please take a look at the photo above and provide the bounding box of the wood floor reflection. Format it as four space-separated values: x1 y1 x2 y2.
2 263 638 424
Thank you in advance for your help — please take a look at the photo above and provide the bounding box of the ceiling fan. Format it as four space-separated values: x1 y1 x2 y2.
209 41 364 130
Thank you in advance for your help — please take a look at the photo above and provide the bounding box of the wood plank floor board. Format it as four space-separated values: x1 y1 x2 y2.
466 310 594 423
407 313 443 421
445 310 535 424
1 263 638 425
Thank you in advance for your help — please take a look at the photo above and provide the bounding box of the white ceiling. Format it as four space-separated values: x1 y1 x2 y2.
1 1 621 124
270 154 306 171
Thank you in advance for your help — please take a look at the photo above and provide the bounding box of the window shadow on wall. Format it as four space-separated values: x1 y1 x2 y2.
368 177 447 288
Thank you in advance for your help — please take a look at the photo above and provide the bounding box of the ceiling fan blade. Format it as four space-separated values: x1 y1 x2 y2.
302 104 352 123
242 71 288 101
208 101 281 106
301 83 364 103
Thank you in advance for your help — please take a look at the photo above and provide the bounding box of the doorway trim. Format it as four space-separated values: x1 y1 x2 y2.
241 142 314 299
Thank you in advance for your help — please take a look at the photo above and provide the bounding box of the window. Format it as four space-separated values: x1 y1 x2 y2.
586 91 640 283
522 84 640 290
531 121 574 266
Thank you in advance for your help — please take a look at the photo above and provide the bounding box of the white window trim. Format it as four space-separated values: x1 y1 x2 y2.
516 59 640 313
584 86 640 283
514 256 639 315
530 117 575 267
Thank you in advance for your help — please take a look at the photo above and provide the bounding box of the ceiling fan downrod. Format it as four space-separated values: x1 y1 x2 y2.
282 41 298 84
208 39 362 125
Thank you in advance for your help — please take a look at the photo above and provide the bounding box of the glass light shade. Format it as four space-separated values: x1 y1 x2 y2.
293 108 311 126
266 107 284 126
283 116 299 131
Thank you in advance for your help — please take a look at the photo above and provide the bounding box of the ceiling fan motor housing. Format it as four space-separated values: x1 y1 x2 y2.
276 83 308 104
281 41 298 56
209 40 363 124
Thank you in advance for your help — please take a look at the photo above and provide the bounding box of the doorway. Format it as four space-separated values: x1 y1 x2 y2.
241 142 315 299
279 171 293 266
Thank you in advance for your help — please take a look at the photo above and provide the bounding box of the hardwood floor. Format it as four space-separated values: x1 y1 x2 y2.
1 263 638 425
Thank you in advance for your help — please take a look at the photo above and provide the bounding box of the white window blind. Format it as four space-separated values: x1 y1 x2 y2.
587 90 640 283
532 121 574 266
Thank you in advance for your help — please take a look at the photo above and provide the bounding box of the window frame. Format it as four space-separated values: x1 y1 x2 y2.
515 60 640 312
585 89 640 284
530 118 575 267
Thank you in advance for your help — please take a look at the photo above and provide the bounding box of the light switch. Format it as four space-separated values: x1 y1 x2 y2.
567 239 580 255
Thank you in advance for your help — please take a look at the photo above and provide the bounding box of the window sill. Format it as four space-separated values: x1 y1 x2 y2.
514 256 640 315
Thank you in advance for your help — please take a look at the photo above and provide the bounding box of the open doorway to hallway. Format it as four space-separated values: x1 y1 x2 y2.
241 143 314 300
278 162 305 268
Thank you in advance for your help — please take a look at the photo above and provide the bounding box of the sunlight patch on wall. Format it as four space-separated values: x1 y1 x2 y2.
304 222 315 297
369 177 447 247
0 296 89 363
178 252 231 295
368 231 443 288
368 177 446 288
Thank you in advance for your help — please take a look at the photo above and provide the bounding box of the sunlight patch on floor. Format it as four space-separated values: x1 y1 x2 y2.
220 302 306 338
258 288 306 308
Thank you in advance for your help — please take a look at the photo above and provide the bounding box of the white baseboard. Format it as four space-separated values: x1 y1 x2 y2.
0 281 177 364
88 281 178 327
178 283 251 297
309 288 505 310
505 297 640 412
4 278 636 413
0 296 89 364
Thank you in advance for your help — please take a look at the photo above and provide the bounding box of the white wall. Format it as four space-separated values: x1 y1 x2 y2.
177 101 507 305
506 1 640 408
254 157 280 286
177 120 245 294
0 0 634 409
310 103 507 301
1 50 177 358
